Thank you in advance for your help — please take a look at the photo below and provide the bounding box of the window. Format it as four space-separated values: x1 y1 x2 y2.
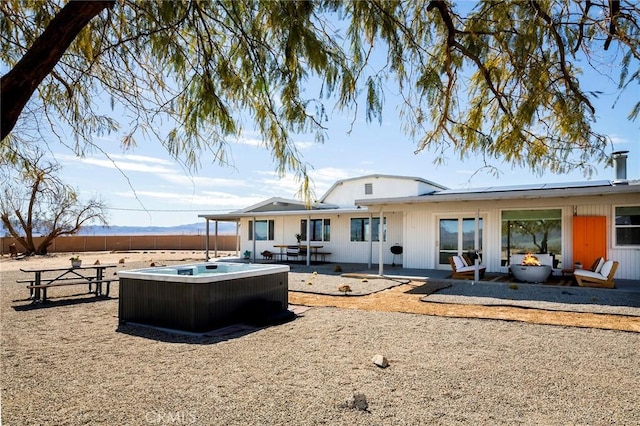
615 206 640 246
364 183 373 195
300 219 331 241
350 217 386 242
501 209 561 266
438 217 483 265
248 220 274 241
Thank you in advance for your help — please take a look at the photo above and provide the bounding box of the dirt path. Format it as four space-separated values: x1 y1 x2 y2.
290 283 640 332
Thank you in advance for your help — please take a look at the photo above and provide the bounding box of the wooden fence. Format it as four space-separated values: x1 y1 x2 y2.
0 234 238 256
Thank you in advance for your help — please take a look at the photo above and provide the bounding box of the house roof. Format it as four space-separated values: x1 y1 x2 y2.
199 196 349 221
355 179 640 206
198 176 639 222
234 197 338 213
319 174 447 203
199 206 369 221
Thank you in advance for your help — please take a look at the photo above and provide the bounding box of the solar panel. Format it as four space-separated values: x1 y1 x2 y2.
435 180 611 195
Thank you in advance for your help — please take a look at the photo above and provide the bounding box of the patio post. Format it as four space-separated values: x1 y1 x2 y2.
306 215 311 267
474 209 480 281
205 219 210 261
378 209 384 276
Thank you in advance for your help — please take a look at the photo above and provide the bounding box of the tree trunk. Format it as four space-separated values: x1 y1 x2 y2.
1 1 115 140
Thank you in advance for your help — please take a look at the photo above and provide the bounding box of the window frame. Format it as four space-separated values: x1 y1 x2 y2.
613 205 640 248
248 219 275 241
350 217 386 242
500 208 562 265
300 219 331 242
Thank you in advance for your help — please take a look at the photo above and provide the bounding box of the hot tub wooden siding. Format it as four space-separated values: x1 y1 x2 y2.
119 272 288 331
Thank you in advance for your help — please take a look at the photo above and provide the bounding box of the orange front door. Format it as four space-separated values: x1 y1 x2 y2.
572 216 606 268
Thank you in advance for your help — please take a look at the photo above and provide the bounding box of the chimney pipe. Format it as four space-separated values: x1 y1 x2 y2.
612 150 629 184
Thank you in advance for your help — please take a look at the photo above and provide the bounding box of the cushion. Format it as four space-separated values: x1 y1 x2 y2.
594 257 605 273
573 269 603 280
458 265 487 273
600 260 614 278
452 256 466 270
461 255 470 267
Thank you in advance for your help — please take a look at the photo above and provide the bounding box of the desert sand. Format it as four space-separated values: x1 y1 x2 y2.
1 251 638 425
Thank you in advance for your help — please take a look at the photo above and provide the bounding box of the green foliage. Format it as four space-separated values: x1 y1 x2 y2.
1 0 638 195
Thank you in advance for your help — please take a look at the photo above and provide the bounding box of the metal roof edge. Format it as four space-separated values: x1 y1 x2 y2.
199 206 371 221
355 182 640 206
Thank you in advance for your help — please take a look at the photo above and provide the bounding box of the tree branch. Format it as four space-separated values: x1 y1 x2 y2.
1 0 114 140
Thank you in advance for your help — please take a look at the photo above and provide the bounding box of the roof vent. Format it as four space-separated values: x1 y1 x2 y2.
612 150 629 185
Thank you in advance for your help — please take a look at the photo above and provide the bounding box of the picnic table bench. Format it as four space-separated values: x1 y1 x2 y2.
18 264 118 303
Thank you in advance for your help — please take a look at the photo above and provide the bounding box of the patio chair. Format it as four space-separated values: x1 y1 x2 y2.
574 260 618 289
286 246 300 261
588 257 604 273
449 255 486 280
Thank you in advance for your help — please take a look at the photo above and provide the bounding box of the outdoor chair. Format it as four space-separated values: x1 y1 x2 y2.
449 255 486 280
574 260 618 288
286 246 300 261
589 257 604 272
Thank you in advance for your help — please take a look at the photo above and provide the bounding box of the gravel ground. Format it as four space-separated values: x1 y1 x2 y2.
1 252 639 425
422 281 640 316
289 272 408 295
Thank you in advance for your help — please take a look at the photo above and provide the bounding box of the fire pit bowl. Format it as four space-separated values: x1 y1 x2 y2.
509 264 552 283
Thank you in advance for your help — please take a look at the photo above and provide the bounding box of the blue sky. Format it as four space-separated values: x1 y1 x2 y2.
51 72 638 228
16 8 640 228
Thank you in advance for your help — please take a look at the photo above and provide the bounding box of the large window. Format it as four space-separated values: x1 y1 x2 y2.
248 220 274 241
300 219 331 241
350 217 386 242
502 209 561 266
615 206 640 247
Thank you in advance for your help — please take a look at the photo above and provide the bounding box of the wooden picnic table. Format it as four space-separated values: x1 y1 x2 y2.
18 264 118 303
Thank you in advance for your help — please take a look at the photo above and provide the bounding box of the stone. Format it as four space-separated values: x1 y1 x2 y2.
344 393 368 411
372 354 389 368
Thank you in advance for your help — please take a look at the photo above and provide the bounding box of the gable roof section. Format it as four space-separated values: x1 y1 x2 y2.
355 180 640 206
319 174 447 203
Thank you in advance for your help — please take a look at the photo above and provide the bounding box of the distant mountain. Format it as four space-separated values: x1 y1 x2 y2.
77 222 237 236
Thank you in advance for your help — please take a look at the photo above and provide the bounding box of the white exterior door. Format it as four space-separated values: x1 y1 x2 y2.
437 216 484 268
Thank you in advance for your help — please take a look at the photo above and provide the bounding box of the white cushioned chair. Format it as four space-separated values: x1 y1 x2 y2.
449 255 486 280
574 260 618 289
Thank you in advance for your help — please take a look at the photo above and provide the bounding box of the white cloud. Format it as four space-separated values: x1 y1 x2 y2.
113 189 265 210
108 153 175 165
81 157 176 174
608 134 630 145
55 152 176 174
160 174 252 188
235 136 263 147
294 140 316 150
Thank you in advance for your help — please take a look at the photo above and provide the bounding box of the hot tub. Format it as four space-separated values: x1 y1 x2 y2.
118 262 290 332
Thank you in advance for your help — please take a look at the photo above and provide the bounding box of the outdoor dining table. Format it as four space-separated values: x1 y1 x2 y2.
272 244 325 262
18 264 117 303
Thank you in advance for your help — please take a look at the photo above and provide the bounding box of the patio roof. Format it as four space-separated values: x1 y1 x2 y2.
199 206 372 222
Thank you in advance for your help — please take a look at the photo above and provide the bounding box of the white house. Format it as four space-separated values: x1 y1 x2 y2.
200 173 640 280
